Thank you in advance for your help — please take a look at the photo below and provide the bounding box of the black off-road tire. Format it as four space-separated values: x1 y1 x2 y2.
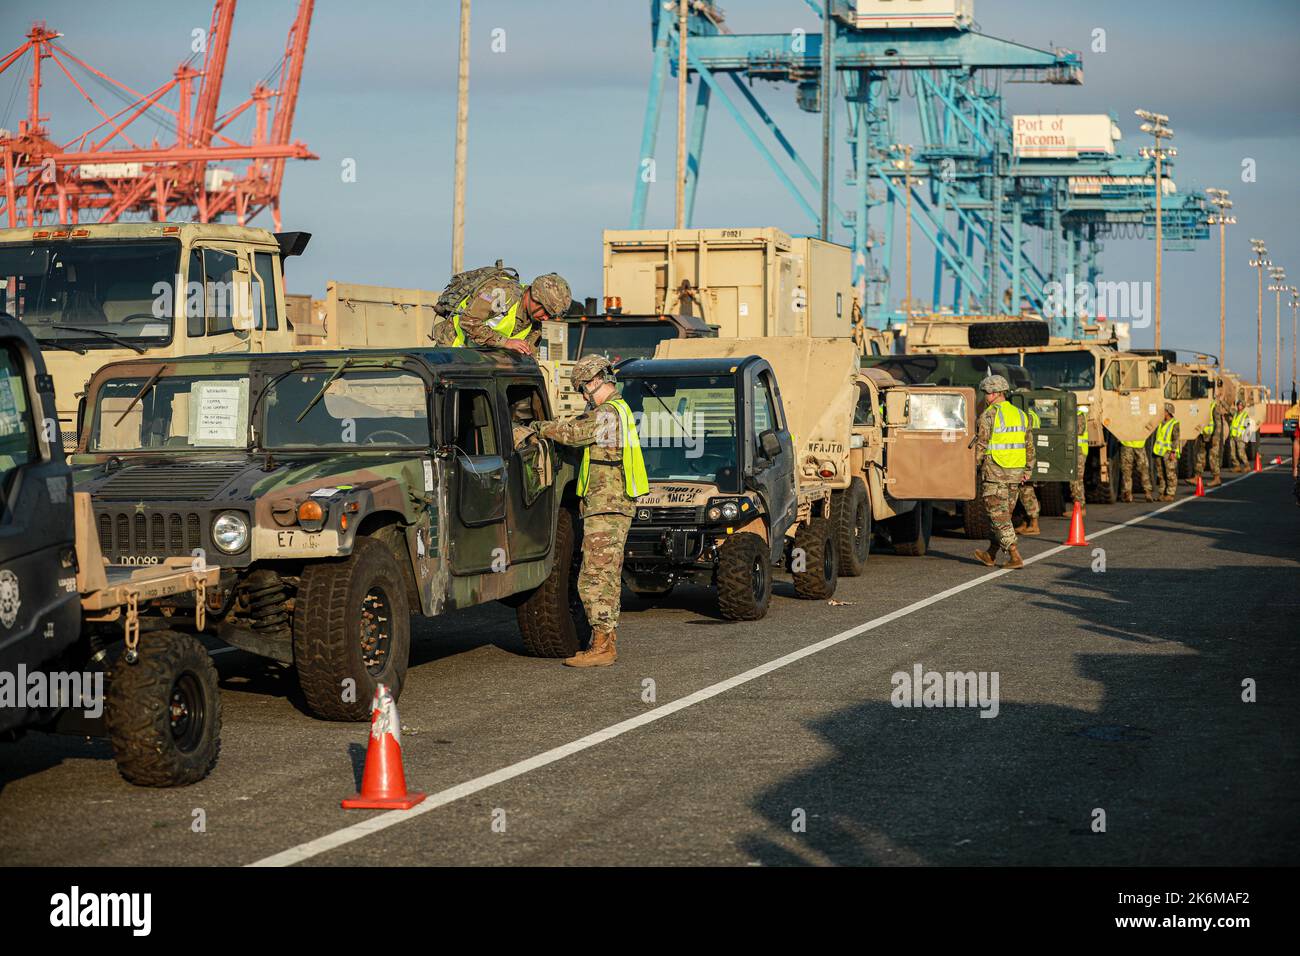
1178 441 1196 479
968 320 1050 349
1037 481 1066 517
962 495 992 540
792 518 838 600
105 630 221 787
517 508 589 657
831 479 871 577
892 502 934 556
716 532 772 621
293 536 411 721
1090 441 1120 504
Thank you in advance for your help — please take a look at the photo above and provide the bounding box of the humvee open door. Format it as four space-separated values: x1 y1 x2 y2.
881 385 977 501
1010 388 1079 516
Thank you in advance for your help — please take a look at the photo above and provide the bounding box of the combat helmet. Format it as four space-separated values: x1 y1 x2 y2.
979 374 1011 394
571 354 614 390
529 273 572 317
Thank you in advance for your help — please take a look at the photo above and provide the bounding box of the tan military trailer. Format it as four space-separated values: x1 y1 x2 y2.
645 337 976 585
910 338 1167 504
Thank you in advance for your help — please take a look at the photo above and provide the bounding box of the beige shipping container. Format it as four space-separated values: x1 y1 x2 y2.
602 227 854 340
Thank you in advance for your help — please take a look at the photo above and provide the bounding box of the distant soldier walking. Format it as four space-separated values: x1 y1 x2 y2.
973 375 1033 570
1118 432 1155 503
1070 405 1089 514
1152 402 1180 501
531 355 648 667
433 264 571 353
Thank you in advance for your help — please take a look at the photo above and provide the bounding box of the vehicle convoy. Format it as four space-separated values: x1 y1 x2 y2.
0 314 221 787
910 337 1165 504
1142 352 1215 477
615 338 974 619
71 347 584 721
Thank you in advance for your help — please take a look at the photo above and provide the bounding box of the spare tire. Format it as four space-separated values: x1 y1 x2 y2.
968 321 1051 350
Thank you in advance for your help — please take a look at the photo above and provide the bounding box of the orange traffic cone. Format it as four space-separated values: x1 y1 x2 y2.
1253 453 1263 473
1272 455 1284 465
342 684 426 810
1065 500 1089 546
1194 475 1205 497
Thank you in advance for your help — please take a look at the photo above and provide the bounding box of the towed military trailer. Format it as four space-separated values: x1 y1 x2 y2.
72 347 584 722
0 314 221 787
616 338 975 619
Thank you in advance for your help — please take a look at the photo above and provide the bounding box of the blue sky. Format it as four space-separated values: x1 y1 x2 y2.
3 0 1298 383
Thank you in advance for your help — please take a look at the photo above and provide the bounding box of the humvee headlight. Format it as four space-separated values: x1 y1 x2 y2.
212 511 250 554
720 501 740 521
707 506 722 521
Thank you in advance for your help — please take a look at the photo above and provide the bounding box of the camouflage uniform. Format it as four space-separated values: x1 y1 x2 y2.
1153 419 1180 498
1070 440 1089 504
534 401 634 633
1119 443 1153 499
433 275 541 349
974 400 1036 550
1193 409 1224 481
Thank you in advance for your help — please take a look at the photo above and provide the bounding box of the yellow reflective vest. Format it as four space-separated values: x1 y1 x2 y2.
577 397 650 498
450 293 531 347
1153 418 1179 456
1230 410 1248 438
1077 408 1089 450
988 402 1028 469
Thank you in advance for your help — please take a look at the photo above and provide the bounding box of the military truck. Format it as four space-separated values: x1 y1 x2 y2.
1145 352 1215 478
0 314 221 786
617 338 974 618
910 339 1165 504
71 347 584 721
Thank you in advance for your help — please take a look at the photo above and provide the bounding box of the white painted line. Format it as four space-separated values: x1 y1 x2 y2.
247 464 1278 867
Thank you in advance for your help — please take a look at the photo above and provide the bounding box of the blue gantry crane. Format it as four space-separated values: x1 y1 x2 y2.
631 1 1210 338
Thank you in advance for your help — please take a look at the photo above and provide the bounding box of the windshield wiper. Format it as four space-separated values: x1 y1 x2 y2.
52 325 146 354
113 364 168 427
296 359 352 423
41 338 88 355
641 381 693 438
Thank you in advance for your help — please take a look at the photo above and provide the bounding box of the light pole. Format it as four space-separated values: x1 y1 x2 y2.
1269 266 1287 398
674 0 688 230
1291 288 1298 396
892 143 915 317
1249 240 1270 385
1205 188 1235 366
451 0 471 275
1137 109 1174 350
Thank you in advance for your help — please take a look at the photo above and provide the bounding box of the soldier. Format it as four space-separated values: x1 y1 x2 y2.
1014 405 1042 536
531 355 648 667
973 375 1034 570
1069 405 1089 515
1118 432 1155 503
1152 402 1180 501
434 270 572 354
1227 400 1250 471
1192 389 1224 486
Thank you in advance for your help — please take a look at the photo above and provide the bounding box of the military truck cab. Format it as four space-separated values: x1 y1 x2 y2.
72 348 582 721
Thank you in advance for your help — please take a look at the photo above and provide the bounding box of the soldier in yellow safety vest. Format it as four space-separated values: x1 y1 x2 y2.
972 375 1034 570
1152 402 1181 501
1192 394 1223 487
1070 406 1089 515
1014 406 1042 536
434 271 572 354
1118 427 1155 503
531 354 648 667
1227 400 1251 472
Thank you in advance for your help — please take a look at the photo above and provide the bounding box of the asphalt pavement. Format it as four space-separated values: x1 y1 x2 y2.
2 440 1296 866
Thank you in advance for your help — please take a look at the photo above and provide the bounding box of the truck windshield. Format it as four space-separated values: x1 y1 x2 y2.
261 368 430 448
1166 374 1211 400
0 345 38 483
573 323 675 362
0 240 180 349
89 372 250 451
1019 351 1095 390
618 375 741 492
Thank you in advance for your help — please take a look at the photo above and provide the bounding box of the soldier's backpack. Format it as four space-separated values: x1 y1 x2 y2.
434 260 521 318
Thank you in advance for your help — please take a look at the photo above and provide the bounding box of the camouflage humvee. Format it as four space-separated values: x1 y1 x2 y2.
72 348 581 721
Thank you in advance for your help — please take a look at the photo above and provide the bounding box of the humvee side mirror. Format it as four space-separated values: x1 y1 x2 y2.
759 429 782 460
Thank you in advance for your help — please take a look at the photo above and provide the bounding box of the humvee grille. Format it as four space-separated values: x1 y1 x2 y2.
638 506 700 526
97 509 204 558
94 462 247 500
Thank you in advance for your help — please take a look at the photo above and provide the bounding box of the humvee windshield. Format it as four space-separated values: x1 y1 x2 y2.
89 371 250 451
262 368 430 448
618 374 741 492
572 323 675 362
0 345 37 481
1016 352 1095 390
0 240 179 349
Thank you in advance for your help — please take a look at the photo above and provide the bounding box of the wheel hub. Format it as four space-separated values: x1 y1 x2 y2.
360 588 392 676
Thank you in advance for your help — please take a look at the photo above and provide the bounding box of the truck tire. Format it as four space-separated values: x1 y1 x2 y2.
716 532 772 621
293 536 411 721
792 518 838 600
1090 440 1120 504
1178 441 1195 479
967 320 1050 349
1037 481 1066 517
962 495 992 540
892 502 933 556
831 479 871 577
105 630 221 787
517 508 589 658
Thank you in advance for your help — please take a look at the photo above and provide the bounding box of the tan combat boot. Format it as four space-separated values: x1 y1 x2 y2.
974 544 1001 567
1021 516 1041 536
1005 545 1025 569
1208 476 1222 487
563 629 617 668
1144 491 1155 502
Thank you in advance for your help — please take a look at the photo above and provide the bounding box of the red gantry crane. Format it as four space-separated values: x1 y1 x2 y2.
0 0 316 230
